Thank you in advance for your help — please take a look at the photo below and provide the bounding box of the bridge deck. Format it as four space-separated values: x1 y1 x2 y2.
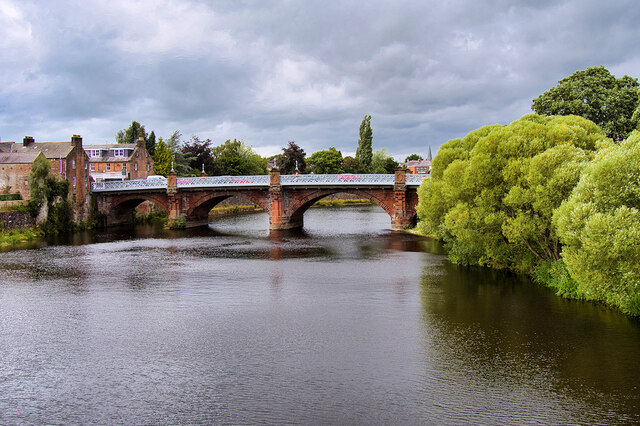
91 174 428 192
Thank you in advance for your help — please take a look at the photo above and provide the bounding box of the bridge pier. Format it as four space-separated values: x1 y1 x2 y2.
268 168 303 230
390 168 416 231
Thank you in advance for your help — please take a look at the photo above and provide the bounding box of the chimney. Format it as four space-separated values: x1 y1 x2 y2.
71 134 83 149
23 136 34 146
137 136 145 148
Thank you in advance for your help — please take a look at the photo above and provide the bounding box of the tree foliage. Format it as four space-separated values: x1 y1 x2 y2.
182 136 215 175
117 121 148 145
307 147 343 174
370 148 398 174
164 131 194 176
356 115 373 172
153 138 173 176
554 131 640 315
532 66 639 141
342 156 361 173
212 139 267 176
417 114 610 273
28 154 73 233
277 141 306 174
147 131 156 156
405 154 423 162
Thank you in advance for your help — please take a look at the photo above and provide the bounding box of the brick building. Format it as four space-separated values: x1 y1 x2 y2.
0 151 47 197
402 159 431 174
86 137 154 181
0 135 90 217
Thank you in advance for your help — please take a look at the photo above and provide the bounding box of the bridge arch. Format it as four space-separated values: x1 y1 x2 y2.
186 190 271 221
286 189 394 225
103 193 170 225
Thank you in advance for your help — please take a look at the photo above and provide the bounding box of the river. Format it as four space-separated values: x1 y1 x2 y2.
1 205 639 424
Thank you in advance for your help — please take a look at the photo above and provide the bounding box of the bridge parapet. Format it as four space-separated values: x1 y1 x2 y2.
177 175 270 187
280 173 394 185
405 174 429 185
91 173 429 193
92 178 168 192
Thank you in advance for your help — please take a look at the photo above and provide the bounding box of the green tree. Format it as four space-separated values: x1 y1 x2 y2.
532 66 639 141
370 148 398 174
416 114 610 272
277 141 306 174
405 154 423 162
153 138 173 176
164 131 194 176
342 156 361 173
28 154 73 233
212 139 267 175
307 147 343 174
554 131 640 315
116 121 148 144
356 115 373 172
147 131 156 156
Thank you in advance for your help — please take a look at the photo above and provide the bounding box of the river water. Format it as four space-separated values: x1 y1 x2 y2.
0 205 639 424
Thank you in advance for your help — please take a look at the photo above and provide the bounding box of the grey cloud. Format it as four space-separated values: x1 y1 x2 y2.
1 0 639 159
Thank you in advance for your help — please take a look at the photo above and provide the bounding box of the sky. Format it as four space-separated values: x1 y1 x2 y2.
1 0 639 160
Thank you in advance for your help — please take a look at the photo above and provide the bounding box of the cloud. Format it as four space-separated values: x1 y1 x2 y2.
1 0 639 159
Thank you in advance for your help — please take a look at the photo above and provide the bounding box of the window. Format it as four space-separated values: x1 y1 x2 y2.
72 176 76 188
84 160 87 169
113 148 125 157
106 163 111 171
89 149 102 158
134 163 138 171
72 159 76 169
147 163 150 171
90 164 95 171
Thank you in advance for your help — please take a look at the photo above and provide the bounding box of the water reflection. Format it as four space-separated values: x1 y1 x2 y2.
419 262 640 422
1 206 639 424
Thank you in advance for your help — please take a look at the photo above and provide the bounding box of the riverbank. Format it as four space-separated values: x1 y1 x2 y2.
0 227 44 247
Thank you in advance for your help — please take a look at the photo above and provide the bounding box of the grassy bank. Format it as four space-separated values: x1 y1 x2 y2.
0 228 44 247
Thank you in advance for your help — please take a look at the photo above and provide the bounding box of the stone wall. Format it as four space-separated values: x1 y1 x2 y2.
0 211 34 231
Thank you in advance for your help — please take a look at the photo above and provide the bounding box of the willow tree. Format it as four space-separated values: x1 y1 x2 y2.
417 114 611 272
554 131 640 315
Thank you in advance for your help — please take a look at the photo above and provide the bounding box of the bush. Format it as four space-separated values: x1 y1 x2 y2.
0 193 22 201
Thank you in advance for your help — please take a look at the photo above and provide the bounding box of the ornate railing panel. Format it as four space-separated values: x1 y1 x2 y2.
92 178 167 192
176 175 269 187
280 174 394 185
405 174 430 185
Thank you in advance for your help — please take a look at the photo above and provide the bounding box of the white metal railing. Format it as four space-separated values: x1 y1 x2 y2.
280 174 394 185
405 174 430 185
91 173 429 192
91 178 168 192
176 175 269 187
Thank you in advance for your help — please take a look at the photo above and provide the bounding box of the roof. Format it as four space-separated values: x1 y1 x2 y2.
0 151 43 164
3 141 74 159
86 143 137 150
0 142 14 153
403 160 431 167
85 143 139 162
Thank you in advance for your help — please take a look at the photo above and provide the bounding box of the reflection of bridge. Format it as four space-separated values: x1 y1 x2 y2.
92 169 427 230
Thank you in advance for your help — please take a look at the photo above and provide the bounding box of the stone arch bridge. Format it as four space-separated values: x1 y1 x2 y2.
91 169 427 231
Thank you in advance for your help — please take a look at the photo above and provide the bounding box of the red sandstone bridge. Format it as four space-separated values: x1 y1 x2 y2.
91 168 428 231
